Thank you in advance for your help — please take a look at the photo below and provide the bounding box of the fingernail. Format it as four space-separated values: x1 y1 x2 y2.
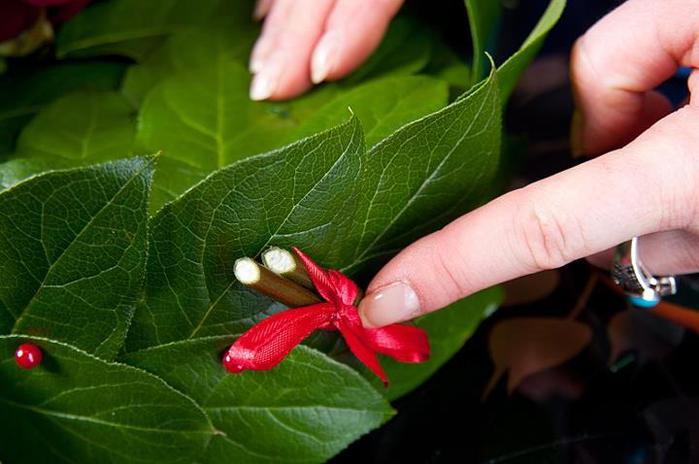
249 56 281 101
249 41 266 73
358 282 421 328
570 109 585 157
249 54 264 74
311 31 339 84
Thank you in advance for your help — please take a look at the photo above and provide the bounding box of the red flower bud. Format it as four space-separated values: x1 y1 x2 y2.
15 343 42 369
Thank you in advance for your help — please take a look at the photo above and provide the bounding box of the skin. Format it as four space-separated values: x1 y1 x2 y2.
251 0 699 328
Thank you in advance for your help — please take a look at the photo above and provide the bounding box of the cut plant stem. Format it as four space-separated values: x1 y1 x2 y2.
262 247 314 289
234 257 321 307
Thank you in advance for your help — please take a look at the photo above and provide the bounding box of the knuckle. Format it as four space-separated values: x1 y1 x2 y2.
513 193 586 271
570 34 601 90
426 232 472 304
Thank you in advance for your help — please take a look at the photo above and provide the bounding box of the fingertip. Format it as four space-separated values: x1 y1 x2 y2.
310 31 339 84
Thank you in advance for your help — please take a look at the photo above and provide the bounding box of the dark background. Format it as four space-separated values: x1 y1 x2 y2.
332 1 699 462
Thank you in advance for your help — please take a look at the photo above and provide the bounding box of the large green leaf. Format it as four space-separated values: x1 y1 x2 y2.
136 61 447 209
0 335 214 463
339 76 500 277
0 91 137 192
125 117 364 350
122 26 258 105
57 0 254 60
0 62 126 155
0 158 152 359
124 338 393 463
16 91 136 162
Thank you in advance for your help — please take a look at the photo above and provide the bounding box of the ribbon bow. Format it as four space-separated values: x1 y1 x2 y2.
223 248 430 384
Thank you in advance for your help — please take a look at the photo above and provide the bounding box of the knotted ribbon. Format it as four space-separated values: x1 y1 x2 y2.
223 248 430 384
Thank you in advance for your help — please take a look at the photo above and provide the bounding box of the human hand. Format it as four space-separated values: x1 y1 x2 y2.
357 0 699 328
248 0 403 100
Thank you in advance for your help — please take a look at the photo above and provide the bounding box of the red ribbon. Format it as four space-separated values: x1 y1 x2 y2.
223 248 430 384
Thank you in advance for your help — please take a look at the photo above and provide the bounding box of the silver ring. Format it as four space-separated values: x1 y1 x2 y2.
611 237 677 307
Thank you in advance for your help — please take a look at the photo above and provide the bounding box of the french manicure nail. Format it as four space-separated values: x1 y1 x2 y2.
250 70 277 100
249 42 266 73
311 32 339 84
249 55 281 100
358 282 421 328
249 54 264 74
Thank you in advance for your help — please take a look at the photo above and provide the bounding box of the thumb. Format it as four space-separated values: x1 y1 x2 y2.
357 108 699 328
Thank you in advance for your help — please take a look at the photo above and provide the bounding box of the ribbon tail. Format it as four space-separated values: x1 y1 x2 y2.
338 320 388 386
365 324 430 363
293 248 337 301
225 303 334 372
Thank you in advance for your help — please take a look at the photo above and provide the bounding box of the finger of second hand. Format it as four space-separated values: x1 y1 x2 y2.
249 0 336 101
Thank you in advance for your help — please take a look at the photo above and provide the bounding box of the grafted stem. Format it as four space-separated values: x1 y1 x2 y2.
262 247 314 289
234 257 320 307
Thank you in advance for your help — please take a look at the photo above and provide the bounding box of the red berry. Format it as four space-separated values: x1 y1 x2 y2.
15 343 42 369
222 351 244 373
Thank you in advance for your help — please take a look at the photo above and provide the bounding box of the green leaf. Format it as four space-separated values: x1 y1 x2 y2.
16 91 136 162
0 335 214 463
1 91 137 192
466 0 502 83
0 158 153 359
57 0 254 60
122 26 258 105
339 76 500 276
124 338 393 463
495 0 566 99
126 117 365 350
136 60 447 209
291 75 448 148
126 71 500 374
0 62 126 155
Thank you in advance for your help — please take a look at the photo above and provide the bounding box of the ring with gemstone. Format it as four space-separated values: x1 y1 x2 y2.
611 236 677 308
